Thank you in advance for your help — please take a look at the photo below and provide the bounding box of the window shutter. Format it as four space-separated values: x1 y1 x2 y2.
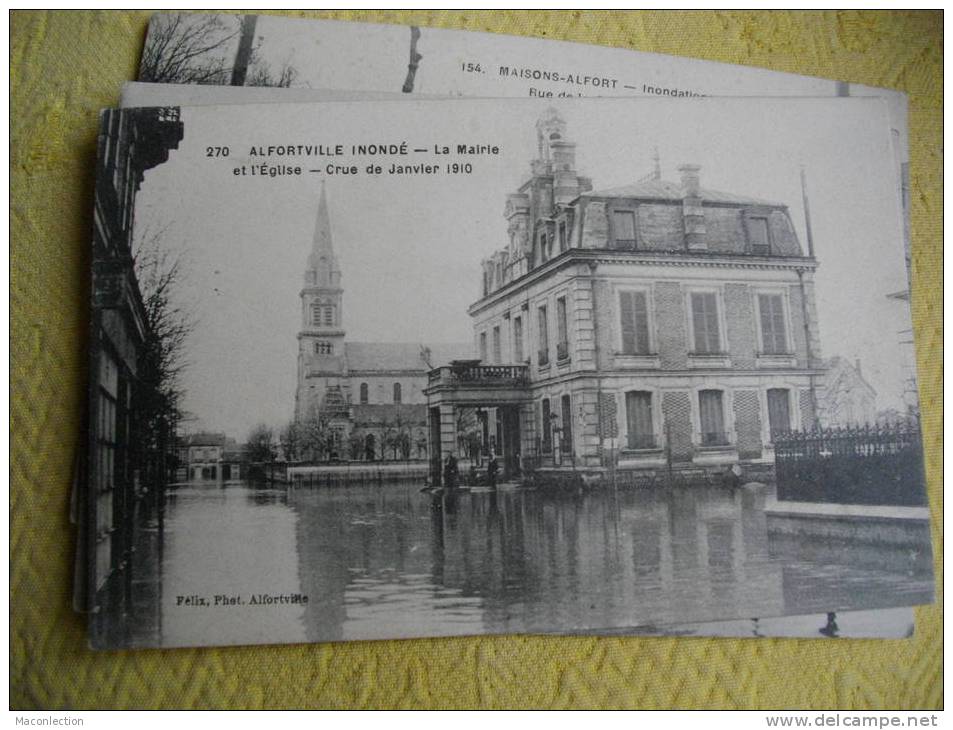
759 294 787 354
692 293 720 353
620 291 636 353
633 292 649 354
767 388 791 437
625 392 654 449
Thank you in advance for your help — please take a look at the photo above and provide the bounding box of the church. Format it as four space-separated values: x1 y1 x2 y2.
293 184 471 461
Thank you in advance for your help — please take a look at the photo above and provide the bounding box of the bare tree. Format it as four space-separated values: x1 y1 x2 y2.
139 14 238 84
246 424 276 463
140 13 300 88
133 228 195 466
246 59 299 88
278 420 302 462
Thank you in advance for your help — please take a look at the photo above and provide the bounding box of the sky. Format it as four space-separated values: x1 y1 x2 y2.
133 96 911 440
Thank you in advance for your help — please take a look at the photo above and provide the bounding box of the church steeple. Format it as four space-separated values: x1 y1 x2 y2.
296 183 347 423
305 182 341 289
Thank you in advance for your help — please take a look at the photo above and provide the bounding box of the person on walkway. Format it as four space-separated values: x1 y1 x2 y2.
443 452 458 490
487 452 499 489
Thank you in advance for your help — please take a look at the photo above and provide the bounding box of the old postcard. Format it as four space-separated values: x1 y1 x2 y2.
86 96 931 648
100 80 923 642
138 13 912 271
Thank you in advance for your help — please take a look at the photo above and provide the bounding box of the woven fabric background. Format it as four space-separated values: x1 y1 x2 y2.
10 10 942 710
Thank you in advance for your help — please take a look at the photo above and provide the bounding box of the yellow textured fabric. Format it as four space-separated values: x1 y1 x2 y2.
10 10 942 710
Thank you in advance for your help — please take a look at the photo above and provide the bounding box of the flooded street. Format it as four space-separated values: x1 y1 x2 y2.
134 480 933 647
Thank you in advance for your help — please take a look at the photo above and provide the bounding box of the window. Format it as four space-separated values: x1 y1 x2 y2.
393 383 402 404
698 390 728 446
314 341 334 355
537 305 549 366
556 296 569 361
479 332 488 362
359 383 369 404
748 217 770 254
767 388 791 439
322 305 334 326
558 221 568 252
492 326 501 364
758 293 788 354
619 290 651 354
539 232 548 263
625 391 656 449
513 316 524 362
310 302 321 326
690 292 722 354
560 394 573 454
541 398 552 453
613 210 637 249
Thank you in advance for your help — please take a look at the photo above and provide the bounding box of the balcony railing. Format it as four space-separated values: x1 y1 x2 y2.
428 363 529 387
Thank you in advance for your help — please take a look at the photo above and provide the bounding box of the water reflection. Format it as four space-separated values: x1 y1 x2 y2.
144 480 933 646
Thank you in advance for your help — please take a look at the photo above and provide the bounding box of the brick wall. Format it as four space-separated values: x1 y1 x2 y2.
724 283 757 369
662 390 693 462
655 282 689 370
799 387 816 429
733 389 763 459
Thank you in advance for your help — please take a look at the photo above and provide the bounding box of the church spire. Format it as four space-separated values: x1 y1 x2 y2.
306 182 341 289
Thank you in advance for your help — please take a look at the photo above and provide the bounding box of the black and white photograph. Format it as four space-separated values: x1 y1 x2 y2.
85 96 932 649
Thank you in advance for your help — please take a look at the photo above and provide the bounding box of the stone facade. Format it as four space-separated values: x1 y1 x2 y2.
465 108 825 471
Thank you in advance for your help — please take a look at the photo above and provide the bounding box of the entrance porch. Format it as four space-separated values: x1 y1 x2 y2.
424 362 533 486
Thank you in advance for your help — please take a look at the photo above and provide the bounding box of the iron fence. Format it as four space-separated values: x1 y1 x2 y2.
774 421 926 506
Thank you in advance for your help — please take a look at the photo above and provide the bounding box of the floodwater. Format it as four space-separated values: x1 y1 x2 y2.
133 480 933 647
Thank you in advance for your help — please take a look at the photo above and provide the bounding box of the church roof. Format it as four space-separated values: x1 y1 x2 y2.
345 342 474 372
585 179 783 207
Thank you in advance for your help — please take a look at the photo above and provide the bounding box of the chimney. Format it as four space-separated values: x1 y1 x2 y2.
678 164 701 196
678 164 706 250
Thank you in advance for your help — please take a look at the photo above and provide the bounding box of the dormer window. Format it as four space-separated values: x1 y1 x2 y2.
746 215 771 254
612 210 637 250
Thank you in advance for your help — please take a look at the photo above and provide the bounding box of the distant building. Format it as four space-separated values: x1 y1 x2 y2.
176 432 245 480
426 108 826 479
293 184 471 460
818 357 878 427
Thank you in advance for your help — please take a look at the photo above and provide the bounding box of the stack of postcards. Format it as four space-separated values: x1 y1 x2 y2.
73 12 934 650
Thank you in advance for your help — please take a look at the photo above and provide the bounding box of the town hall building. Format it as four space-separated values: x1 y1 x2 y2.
294 184 470 460
425 108 826 478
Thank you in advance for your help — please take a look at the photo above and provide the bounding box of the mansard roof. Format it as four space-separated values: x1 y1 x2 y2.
585 179 783 207
345 342 474 372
